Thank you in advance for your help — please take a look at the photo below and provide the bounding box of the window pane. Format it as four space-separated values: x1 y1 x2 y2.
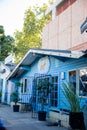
69 70 76 94
52 77 54 83
55 84 57 90
79 68 87 96
50 76 58 107
55 76 58 83
55 92 57 98
55 100 57 107
21 85 23 93
24 79 27 93
37 77 50 105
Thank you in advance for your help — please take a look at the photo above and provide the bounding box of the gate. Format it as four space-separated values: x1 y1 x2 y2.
31 73 52 118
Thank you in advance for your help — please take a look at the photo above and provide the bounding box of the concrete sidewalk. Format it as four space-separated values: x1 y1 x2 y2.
0 104 68 130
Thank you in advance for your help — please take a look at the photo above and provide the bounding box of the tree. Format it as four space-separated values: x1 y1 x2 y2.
48 0 55 5
14 4 51 63
0 26 14 61
0 25 5 54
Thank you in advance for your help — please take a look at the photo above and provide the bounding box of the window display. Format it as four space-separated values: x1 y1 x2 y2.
79 68 87 96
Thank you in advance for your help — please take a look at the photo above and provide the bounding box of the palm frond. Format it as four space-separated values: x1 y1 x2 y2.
62 82 81 112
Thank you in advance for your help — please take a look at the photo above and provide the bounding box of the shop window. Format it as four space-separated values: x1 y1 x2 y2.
50 76 58 107
79 68 87 96
69 68 87 97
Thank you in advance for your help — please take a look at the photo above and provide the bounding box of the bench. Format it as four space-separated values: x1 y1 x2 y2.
48 109 69 128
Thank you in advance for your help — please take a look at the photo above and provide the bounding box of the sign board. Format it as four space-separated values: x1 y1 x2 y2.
38 56 50 74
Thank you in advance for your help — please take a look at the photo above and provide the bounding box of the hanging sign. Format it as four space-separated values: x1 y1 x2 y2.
38 56 50 74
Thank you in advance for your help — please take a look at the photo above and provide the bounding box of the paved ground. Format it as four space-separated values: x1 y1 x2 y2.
0 104 68 130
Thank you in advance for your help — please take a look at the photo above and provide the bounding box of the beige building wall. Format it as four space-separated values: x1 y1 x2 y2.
42 0 87 50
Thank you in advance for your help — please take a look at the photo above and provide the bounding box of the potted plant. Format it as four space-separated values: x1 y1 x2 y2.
11 91 20 112
11 81 22 112
62 82 85 130
36 78 51 121
11 81 21 112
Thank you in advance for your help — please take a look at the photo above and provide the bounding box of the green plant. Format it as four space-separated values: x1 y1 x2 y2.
36 78 51 111
11 92 19 105
62 82 81 112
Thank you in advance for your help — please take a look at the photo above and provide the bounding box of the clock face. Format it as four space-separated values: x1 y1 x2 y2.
38 56 50 74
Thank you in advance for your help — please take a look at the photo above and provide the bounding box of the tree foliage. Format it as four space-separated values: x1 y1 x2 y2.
0 25 5 46
14 4 51 63
0 25 14 61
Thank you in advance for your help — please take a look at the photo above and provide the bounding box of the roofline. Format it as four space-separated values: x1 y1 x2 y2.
0 61 11 71
30 49 84 58
6 48 86 80
6 49 32 80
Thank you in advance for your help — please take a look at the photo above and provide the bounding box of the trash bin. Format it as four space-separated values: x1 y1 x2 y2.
83 100 87 130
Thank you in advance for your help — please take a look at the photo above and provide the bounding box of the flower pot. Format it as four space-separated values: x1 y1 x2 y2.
69 112 85 130
13 105 20 112
38 111 46 121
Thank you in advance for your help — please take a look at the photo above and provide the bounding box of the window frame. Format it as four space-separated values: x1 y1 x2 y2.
50 75 58 107
68 67 87 98
21 78 27 94
78 67 87 97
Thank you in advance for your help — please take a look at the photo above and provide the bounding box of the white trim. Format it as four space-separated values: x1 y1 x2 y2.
45 0 63 16
31 49 84 58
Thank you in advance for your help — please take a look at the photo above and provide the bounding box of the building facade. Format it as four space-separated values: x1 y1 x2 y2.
0 55 16 104
42 0 87 50
7 49 87 127
0 62 11 103
6 0 87 128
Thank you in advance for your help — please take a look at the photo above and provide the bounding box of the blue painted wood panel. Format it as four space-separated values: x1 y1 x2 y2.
18 56 87 111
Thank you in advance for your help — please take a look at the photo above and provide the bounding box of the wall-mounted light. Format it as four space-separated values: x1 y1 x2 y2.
80 17 87 34
61 72 65 80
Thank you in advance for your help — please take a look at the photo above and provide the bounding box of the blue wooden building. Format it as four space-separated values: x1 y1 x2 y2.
7 48 87 126
0 61 16 104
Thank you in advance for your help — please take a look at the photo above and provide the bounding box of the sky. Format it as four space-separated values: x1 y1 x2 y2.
0 0 49 36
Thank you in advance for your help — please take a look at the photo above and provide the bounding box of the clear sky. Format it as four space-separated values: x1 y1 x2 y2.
0 0 49 36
